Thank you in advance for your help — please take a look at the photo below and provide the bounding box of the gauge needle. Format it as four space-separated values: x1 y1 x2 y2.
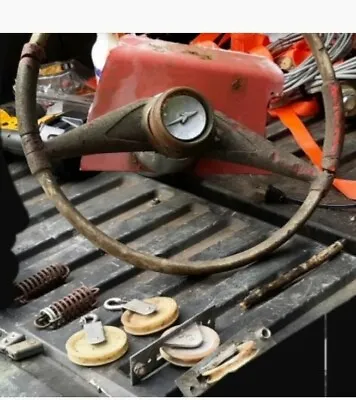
166 110 198 126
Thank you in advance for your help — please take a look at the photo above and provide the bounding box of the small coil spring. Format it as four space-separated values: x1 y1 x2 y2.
14 264 70 305
34 286 100 330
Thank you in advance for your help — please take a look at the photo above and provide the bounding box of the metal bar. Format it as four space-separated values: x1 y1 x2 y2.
129 305 217 385
240 239 345 310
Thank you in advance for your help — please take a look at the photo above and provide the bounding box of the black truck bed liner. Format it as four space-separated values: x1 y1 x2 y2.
1 115 356 397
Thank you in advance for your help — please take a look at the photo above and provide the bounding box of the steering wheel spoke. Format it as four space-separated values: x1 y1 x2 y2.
45 100 154 160
208 113 319 182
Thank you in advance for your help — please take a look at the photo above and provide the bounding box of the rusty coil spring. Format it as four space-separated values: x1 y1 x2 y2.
14 264 70 305
34 286 99 330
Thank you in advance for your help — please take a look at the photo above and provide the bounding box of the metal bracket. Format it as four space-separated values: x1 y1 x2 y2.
6 338 44 361
175 323 276 397
129 305 217 385
0 331 26 353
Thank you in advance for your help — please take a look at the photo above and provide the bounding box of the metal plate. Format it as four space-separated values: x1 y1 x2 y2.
163 322 203 349
129 306 216 385
82 321 106 345
123 299 158 316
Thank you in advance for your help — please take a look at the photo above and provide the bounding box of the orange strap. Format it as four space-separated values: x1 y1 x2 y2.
230 33 270 52
249 45 273 61
191 33 223 45
273 106 356 200
217 33 231 47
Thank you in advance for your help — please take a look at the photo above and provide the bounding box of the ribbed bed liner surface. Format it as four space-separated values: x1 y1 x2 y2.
2 154 356 396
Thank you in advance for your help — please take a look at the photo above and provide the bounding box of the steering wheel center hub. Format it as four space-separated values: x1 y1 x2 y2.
145 87 215 158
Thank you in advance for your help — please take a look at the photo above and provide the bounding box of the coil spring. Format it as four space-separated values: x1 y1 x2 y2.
34 286 100 330
14 264 70 305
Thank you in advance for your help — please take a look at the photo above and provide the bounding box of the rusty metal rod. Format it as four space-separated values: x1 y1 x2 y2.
240 239 346 310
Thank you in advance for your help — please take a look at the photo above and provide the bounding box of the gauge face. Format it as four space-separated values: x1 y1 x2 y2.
161 95 207 141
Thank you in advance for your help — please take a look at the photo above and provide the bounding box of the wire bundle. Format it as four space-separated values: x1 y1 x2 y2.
307 55 356 93
268 34 354 97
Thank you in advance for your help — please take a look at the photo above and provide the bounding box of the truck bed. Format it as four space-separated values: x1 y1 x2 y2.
1 115 356 397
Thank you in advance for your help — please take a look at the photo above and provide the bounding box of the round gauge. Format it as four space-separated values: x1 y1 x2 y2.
161 95 207 141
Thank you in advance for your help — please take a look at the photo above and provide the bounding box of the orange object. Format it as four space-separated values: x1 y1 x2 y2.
273 106 356 200
269 99 320 119
230 33 270 53
217 33 231 47
249 45 273 61
191 33 231 48
275 40 311 71
285 40 311 67
266 37 356 199
292 40 311 65
191 33 272 58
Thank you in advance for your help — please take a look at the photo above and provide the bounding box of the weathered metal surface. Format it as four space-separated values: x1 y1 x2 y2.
240 240 345 310
1 144 356 396
130 306 216 385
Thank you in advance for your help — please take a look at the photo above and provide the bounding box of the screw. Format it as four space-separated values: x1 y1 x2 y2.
152 198 161 205
133 362 147 377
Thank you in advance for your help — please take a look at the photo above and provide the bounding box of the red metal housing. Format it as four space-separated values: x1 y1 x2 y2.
81 35 284 175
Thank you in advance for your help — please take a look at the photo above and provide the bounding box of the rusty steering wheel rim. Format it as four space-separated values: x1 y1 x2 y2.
15 33 344 276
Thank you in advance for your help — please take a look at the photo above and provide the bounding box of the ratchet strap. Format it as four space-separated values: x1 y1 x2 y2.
272 104 356 200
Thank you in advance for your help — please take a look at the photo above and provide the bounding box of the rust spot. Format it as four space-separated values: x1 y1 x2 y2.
182 49 212 60
232 78 244 91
